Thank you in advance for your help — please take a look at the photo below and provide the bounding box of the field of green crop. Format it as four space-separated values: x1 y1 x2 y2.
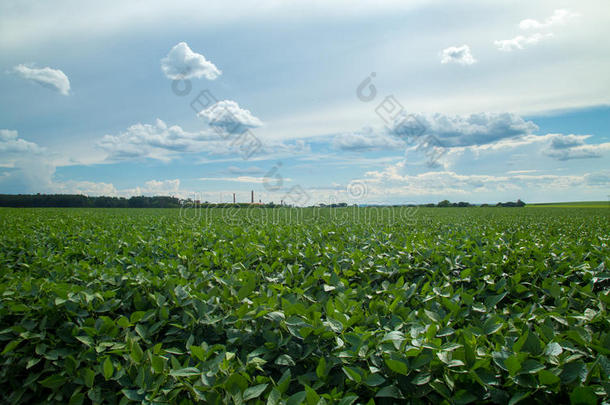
528 202 610 209
1 207 609 404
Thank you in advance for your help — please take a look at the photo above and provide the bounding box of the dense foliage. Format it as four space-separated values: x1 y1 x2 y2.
0 194 183 208
0 207 608 404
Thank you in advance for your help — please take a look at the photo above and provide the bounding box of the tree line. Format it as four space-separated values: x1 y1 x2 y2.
0 194 526 208
0 194 183 208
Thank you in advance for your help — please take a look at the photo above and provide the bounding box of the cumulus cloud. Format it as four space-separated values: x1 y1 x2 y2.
494 33 553 52
161 42 221 80
121 179 181 196
97 118 306 162
13 64 70 95
389 112 538 148
0 129 45 154
53 180 118 196
519 9 579 30
440 45 476 65
0 130 54 193
360 160 608 200
197 100 263 134
584 171 610 186
333 127 405 151
543 134 608 160
97 119 222 161
495 9 577 52
51 179 185 197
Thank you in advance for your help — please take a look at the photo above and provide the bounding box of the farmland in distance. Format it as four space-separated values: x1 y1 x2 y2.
0 207 609 404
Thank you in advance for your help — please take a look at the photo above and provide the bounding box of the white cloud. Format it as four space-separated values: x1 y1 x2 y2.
360 161 609 200
97 118 306 162
333 127 405 151
120 179 181 196
0 130 54 193
0 129 44 154
440 45 476 65
197 100 263 134
13 64 70 95
389 112 538 148
97 119 223 161
584 171 610 186
519 9 579 30
495 9 578 52
53 180 118 196
199 176 291 184
227 165 265 175
51 178 185 197
543 133 609 161
161 42 221 80
494 33 553 52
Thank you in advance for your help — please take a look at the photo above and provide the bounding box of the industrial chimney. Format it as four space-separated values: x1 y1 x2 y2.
251 190 254 204
233 193 236 204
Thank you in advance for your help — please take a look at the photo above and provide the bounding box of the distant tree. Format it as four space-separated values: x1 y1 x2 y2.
437 200 451 207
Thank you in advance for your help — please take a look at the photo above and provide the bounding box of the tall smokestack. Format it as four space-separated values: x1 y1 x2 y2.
251 190 254 204
233 193 236 204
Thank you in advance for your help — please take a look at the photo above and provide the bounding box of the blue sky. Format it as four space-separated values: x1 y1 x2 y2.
1 0 609 204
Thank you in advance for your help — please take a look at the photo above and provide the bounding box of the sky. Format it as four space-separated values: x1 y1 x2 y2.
1 0 609 205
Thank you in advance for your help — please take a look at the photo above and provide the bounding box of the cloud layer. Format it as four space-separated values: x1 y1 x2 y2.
333 127 405 151
97 119 220 161
13 64 70 95
161 42 221 80
390 112 538 148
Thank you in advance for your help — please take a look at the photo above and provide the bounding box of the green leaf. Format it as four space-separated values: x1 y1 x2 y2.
275 354 295 366
505 355 521 376
150 354 164 374
364 373 385 387
316 357 326 378
237 273 256 300
544 342 563 357
40 374 67 389
375 385 404 399
169 367 201 377
338 395 358 405
69 391 85 405
508 391 530 405
277 369 291 394
569 386 597 405
519 360 544 374
385 358 408 376
130 341 143 363
483 317 503 335
301 385 319 405
267 389 281 405
190 345 206 362
102 357 113 380
243 383 268 401
81 368 95 387
342 366 362 383
75 335 94 347
538 370 560 385
412 371 431 385
452 389 477 405
286 391 306 405
1 340 20 354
